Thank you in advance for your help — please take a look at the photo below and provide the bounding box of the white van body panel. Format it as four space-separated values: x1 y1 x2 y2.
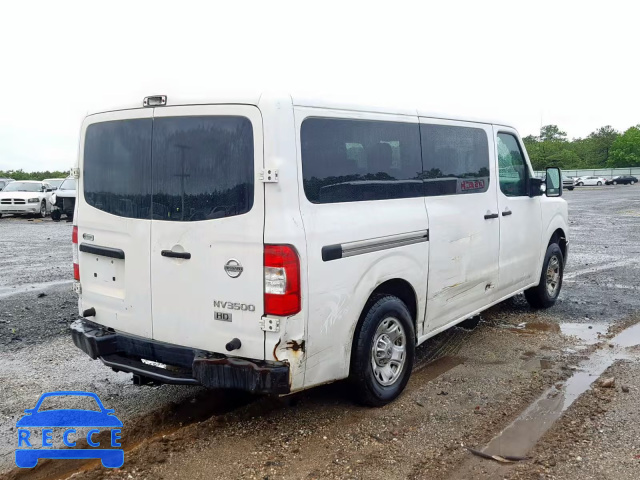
293 106 429 388
149 104 265 359
77 108 154 338
419 117 500 333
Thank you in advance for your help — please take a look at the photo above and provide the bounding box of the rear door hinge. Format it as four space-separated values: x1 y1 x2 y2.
71 167 80 179
259 168 279 183
259 316 280 332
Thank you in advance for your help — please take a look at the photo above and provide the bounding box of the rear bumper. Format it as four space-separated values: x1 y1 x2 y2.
71 319 290 394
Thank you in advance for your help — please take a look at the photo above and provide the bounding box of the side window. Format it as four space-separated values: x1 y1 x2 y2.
301 118 423 204
419 124 490 196
497 133 528 197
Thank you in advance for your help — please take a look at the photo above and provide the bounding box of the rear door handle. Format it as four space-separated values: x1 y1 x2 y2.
484 213 499 220
502 209 512 216
161 250 191 259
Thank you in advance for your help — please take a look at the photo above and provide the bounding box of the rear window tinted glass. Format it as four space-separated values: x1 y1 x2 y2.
83 116 254 221
151 116 253 221
420 124 490 196
84 119 152 219
301 118 423 203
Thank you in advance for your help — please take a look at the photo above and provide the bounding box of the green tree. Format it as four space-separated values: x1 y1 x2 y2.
539 125 567 142
608 125 640 167
587 125 619 166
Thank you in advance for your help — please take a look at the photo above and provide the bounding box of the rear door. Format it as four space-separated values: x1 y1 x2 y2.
150 105 265 359
78 109 154 338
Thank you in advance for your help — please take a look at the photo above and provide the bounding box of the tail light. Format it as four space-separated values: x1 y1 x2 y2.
72 226 79 281
264 245 300 316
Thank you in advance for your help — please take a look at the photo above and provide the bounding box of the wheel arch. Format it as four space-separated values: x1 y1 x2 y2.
348 278 419 373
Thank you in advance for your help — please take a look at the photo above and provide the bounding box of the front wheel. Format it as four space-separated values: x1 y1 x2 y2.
525 243 564 309
577 182 584 186
38 200 47 218
350 295 415 407
51 209 61 221
597 181 602 186
631 181 635 185
613 181 617 185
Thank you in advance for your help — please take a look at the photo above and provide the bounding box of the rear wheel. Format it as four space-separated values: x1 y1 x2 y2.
38 200 47 218
613 181 617 185
577 182 584 186
525 243 564 309
350 295 415 407
597 181 602 186
631 181 635 185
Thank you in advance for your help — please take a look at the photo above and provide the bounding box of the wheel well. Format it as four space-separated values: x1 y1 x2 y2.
354 278 418 339
349 278 419 375
548 228 567 260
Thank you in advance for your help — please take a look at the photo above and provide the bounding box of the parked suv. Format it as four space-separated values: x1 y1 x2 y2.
50 177 76 221
70 94 569 406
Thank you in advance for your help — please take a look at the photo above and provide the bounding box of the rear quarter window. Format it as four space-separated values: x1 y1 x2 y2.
300 118 423 203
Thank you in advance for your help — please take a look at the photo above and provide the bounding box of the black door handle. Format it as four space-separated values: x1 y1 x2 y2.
161 250 191 259
484 213 499 219
502 210 513 216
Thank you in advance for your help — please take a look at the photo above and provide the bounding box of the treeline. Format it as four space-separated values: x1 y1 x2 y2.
0 169 70 181
523 124 640 171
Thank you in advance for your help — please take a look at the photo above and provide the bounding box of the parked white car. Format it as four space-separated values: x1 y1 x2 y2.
71 93 568 406
43 178 66 190
574 176 607 186
0 180 53 218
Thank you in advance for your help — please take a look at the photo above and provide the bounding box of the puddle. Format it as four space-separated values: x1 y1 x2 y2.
474 320 640 459
560 322 608 345
0 280 73 299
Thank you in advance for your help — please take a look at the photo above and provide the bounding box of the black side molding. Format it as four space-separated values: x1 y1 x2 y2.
321 244 343 262
79 243 125 259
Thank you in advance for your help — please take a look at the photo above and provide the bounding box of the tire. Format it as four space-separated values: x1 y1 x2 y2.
525 243 564 309
631 181 635 185
38 200 47 218
350 295 415 407
577 182 584 186
597 181 602 186
613 181 617 185
51 209 61 221
568 186 574 191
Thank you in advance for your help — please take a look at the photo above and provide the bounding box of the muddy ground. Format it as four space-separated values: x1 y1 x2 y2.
1 185 639 479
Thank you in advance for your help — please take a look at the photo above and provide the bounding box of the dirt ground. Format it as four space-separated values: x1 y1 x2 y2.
1 185 639 479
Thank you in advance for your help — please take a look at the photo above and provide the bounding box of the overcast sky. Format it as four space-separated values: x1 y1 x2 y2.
0 0 638 172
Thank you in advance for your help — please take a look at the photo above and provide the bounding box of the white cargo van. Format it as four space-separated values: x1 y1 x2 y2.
71 94 568 406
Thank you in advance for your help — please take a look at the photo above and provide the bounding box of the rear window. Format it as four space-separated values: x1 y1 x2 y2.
151 116 254 221
301 118 423 203
83 116 254 221
84 119 152 219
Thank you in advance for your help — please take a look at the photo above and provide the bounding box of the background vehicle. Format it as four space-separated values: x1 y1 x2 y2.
43 178 66 190
574 176 607 186
50 177 76 221
71 94 568 407
606 175 637 185
0 178 14 191
562 175 574 191
0 180 53 218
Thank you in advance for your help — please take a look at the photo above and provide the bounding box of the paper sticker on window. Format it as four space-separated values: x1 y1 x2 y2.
460 179 485 191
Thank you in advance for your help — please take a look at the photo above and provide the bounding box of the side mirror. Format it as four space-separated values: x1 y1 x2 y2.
46 188 53 192
528 178 543 197
545 167 562 197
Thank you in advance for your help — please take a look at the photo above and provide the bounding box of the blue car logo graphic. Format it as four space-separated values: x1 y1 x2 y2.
15 391 123 468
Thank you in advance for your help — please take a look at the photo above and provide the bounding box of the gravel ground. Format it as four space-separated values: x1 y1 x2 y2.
0 185 639 479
